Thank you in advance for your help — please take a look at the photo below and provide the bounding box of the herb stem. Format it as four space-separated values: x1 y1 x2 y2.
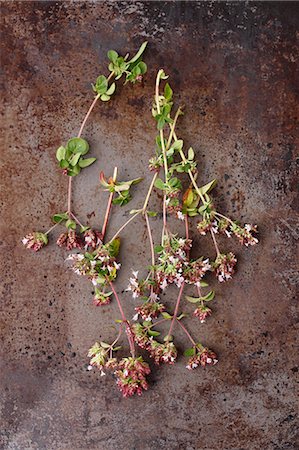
102 167 118 239
70 212 85 228
142 172 157 212
210 229 221 256
167 282 185 339
215 211 234 225
108 211 141 244
145 212 155 267
45 221 61 235
108 281 135 357
67 177 72 214
176 319 196 346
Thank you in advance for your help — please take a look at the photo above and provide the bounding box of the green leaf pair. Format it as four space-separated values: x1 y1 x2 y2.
185 290 215 304
92 74 116 101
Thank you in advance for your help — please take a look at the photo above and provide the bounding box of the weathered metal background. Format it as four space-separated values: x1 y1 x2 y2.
1 1 298 449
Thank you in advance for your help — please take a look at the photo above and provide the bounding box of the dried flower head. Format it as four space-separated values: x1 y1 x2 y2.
213 252 237 282
115 356 150 397
22 232 48 252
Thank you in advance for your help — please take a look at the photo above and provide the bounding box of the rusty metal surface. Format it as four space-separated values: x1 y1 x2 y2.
1 1 298 449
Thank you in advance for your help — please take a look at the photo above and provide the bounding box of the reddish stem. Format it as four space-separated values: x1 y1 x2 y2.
176 319 196 346
109 280 135 357
102 192 114 239
167 282 185 338
210 229 221 256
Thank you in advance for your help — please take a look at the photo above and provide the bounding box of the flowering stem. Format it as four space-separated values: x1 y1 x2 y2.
109 324 124 358
108 280 135 357
210 229 221 256
176 319 196 346
102 167 118 239
67 177 72 214
167 282 185 339
166 107 182 150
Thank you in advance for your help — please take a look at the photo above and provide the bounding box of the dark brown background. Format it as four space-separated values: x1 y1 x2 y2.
1 1 298 449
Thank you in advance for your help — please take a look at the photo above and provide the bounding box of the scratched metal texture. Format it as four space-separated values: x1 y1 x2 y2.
1 1 298 449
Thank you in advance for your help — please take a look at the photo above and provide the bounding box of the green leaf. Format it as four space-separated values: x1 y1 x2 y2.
129 209 142 214
69 164 81 176
94 75 108 95
113 346 122 351
56 146 66 161
172 140 184 151
147 211 157 217
108 238 120 257
201 290 215 302
177 313 187 320
70 153 81 167
154 178 165 190
161 312 172 320
164 82 173 101
100 341 111 349
59 159 69 169
164 334 173 341
185 295 200 304
79 157 96 168
138 61 147 74
200 281 209 287
188 147 194 160
52 212 68 223
198 179 217 196
107 50 118 62
101 94 110 102
106 83 116 96
154 245 163 253
127 41 148 64
148 330 160 337
65 219 76 230
67 137 89 155
115 319 123 323
184 347 196 357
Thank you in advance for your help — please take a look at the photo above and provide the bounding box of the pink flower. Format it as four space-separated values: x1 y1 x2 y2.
115 357 151 397
22 232 48 252
193 305 212 323
213 252 237 282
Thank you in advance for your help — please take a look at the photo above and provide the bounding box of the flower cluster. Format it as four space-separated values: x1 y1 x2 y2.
186 346 218 370
230 223 258 247
134 298 165 321
193 305 212 323
115 356 151 397
22 232 48 252
84 229 103 250
132 323 177 364
213 252 237 282
57 229 82 250
67 239 121 287
155 235 192 289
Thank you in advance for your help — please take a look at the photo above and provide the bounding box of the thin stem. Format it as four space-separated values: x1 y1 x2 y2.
215 211 234 225
155 70 168 181
145 212 155 267
176 320 197 346
151 318 167 328
166 107 182 150
108 281 135 357
102 167 118 239
67 177 72 214
167 282 185 339
108 211 141 244
77 94 100 138
162 195 168 241
142 172 158 212
210 229 221 256
45 221 61 235
185 214 189 240
70 212 85 228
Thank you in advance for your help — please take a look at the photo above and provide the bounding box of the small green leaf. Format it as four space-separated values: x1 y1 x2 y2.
127 41 148 64
184 347 196 357
108 238 120 257
115 319 123 323
106 83 116 96
172 139 184 151
65 219 76 230
163 334 173 341
164 82 173 101
79 157 96 168
147 211 157 217
154 245 163 253
185 295 200 304
52 212 68 223
188 147 194 160
70 153 81 166
100 94 110 102
161 312 172 320
198 179 217 195
200 281 209 287
56 146 66 161
100 341 111 349
154 178 165 190
148 330 160 337
59 159 69 169
67 137 89 155
201 290 215 302
80 225 90 233
113 346 122 351
177 313 187 320
129 209 142 214
107 50 118 62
